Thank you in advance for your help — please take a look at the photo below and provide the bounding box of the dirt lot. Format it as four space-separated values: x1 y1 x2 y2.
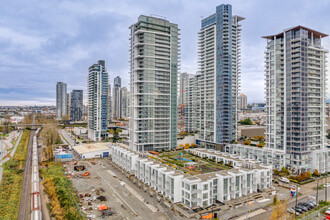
66 158 186 220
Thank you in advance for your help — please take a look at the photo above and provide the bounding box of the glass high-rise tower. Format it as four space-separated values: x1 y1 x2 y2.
129 15 179 152
197 4 243 148
264 26 329 173
88 60 109 141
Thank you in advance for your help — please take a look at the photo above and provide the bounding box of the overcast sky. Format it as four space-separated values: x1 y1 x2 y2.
1 0 330 106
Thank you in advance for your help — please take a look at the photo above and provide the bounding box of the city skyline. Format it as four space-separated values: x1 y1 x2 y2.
1 0 330 106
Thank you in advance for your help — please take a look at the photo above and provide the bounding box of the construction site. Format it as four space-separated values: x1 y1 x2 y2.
65 158 186 220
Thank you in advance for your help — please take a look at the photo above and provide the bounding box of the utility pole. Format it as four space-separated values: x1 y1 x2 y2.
0 136 3 164
316 178 319 204
295 185 298 218
326 176 328 202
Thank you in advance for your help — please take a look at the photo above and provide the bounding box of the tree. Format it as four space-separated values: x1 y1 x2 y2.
273 169 280 175
313 169 320 177
238 118 253 125
281 167 290 176
273 194 278 205
327 132 330 140
270 200 292 220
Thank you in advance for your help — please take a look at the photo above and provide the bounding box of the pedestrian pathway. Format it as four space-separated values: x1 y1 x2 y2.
0 130 23 183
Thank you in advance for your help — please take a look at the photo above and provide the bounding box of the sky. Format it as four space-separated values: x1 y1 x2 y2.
1 0 330 106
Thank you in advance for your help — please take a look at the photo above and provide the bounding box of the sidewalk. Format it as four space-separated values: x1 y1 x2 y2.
0 130 23 183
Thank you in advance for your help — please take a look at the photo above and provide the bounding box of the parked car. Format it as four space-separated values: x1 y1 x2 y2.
308 200 317 206
297 204 308 212
279 177 290 183
306 200 316 208
299 202 313 210
292 207 303 215
287 208 299 215
324 183 330 188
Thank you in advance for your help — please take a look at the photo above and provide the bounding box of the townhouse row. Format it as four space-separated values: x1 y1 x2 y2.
109 145 272 209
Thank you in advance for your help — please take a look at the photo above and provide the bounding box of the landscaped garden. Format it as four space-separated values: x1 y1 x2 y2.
158 150 232 175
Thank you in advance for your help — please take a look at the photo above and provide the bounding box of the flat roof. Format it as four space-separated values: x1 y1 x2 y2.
73 143 111 154
262 25 328 40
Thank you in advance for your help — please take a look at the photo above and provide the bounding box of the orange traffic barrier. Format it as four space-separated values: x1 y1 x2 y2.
82 172 90 176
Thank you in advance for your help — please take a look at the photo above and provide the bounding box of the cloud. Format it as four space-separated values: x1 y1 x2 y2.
0 0 330 106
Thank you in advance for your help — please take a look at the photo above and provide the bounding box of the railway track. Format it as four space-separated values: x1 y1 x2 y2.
18 112 36 220
18 129 35 220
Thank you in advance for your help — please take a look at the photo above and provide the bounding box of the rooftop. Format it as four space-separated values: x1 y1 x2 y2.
262 25 328 40
73 143 111 154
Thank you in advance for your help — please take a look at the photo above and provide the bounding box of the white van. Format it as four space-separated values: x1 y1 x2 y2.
279 177 290 183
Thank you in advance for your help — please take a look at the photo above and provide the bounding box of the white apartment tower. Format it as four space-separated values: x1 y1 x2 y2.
56 82 67 119
197 4 243 147
129 15 180 152
264 26 329 173
238 93 247 110
88 60 109 141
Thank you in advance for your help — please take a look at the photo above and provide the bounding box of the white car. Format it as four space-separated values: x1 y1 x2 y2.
279 177 290 184
324 183 330 188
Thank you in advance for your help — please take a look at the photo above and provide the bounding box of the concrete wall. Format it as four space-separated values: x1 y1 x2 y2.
239 127 265 138
177 135 196 146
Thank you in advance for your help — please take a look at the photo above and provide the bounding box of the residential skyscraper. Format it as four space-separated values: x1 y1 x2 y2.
238 93 247 110
70 90 83 121
112 76 121 119
129 15 179 152
120 87 129 119
66 93 70 117
197 4 243 147
264 26 329 173
88 60 109 141
178 72 190 132
56 82 67 119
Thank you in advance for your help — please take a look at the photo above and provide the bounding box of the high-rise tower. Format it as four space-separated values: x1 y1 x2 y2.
197 4 243 147
88 60 109 141
129 15 180 151
263 26 328 173
56 82 67 119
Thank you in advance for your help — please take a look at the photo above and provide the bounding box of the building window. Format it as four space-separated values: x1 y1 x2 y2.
203 193 208 199
203 201 208 207
203 184 208 191
224 179 228 194
192 184 197 190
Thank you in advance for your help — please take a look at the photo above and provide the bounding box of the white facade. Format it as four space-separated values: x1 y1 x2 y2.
110 145 272 208
225 143 285 170
264 26 329 173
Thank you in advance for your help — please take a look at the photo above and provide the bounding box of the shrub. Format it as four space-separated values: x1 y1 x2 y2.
313 169 320 177
273 169 280 175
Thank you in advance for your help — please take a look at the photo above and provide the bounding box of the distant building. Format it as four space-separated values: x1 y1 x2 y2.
178 72 191 132
108 84 112 122
129 15 179 151
264 26 329 173
120 87 129 119
70 90 83 121
66 93 70 117
88 60 109 141
238 93 247 110
56 82 67 119
112 76 121 119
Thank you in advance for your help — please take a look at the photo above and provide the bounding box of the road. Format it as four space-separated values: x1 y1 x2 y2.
60 129 81 147
0 131 23 183
18 112 35 220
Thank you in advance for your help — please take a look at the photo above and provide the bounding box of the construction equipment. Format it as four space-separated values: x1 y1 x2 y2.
82 171 90 176
74 165 86 171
